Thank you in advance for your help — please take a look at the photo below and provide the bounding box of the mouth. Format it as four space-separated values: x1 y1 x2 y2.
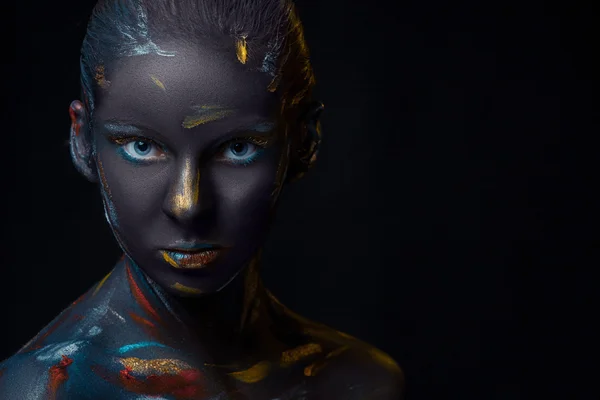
160 244 223 270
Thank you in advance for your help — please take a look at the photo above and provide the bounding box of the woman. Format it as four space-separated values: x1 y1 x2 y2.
0 0 403 398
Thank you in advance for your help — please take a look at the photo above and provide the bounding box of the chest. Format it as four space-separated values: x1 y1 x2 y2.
78 347 321 400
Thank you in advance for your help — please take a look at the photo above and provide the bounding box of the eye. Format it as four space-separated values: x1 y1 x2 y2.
219 140 264 166
119 140 167 164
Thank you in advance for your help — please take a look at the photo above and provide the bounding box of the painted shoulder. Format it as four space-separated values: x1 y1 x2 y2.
268 294 405 399
0 339 114 399
304 325 404 399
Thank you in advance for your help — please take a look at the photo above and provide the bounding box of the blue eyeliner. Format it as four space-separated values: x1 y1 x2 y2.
116 146 155 165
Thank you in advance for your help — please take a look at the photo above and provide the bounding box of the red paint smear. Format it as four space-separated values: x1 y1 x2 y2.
119 368 206 399
68 107 81 137
126 261 162 324
128 311 164 341
92 364 207 400
129 312 155 328
21 309 73 353
0 367 5 378
72 291 88 306
48 355 73 400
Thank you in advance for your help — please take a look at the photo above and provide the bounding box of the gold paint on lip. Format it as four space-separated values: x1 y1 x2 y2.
171 282 203 295
160 249 221 269
162 252 179 268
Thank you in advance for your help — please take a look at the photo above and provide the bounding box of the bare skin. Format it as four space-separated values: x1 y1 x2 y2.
0 43 404 399
0 257 403 399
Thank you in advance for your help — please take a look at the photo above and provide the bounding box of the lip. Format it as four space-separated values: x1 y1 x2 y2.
160 244 223 270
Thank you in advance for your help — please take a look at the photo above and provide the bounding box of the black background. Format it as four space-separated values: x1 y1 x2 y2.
2 0 596 399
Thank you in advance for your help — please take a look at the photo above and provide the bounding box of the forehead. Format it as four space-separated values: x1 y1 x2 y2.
93 44 279 124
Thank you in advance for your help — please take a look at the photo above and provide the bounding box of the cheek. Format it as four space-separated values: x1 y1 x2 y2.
96 147 171 230
210 158 279 232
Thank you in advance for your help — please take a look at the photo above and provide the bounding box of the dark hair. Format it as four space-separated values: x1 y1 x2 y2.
80 0 315 118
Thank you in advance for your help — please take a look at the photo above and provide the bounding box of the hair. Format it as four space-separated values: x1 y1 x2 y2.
80 0 315 120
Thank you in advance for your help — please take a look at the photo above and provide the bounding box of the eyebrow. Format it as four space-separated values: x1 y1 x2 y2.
182 105 234 129
248 121 276 133
100 122 145 135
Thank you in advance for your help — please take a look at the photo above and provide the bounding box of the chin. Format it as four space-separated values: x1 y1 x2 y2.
134 259 244 298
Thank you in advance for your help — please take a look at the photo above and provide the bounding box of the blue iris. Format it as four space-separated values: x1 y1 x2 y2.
223 142 262 165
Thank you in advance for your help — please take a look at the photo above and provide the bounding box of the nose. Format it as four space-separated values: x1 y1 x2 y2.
162 157 209 222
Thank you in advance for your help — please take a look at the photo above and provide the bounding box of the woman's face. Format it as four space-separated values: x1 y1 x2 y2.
86 44 288 296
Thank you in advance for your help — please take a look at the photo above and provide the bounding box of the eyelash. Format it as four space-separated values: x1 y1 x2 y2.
218 137 270 167
109 136 168 165
107 135 271 166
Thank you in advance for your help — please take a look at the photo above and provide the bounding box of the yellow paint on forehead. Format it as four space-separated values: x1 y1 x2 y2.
149 74 166 91
236 36 248 64
182 106 234 129
228 361 271 383
171 282 203 295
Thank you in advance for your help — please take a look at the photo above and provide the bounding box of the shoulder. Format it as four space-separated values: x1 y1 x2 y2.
0 340 114 399
289 317 404 398
266 292 404 398
306 332 405 399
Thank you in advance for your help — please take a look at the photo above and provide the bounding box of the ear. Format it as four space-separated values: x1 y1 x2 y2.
69 100 97 182
287 101 324 182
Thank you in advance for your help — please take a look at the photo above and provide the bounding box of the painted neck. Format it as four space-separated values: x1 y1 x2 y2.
125 254 266 348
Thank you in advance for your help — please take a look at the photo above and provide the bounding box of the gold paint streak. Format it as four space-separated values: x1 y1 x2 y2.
303 363 319 377
182 109 233 129
149 75 166 91
95 65 111 89
162 252 179 268
171 282 202 295
236 36 248 64
267 75 281 93
119 357 192 375
280 343 322 367
228 361 271 383
303 346 349 377
368 348 400 370
171 159 200 217
93 271 113 296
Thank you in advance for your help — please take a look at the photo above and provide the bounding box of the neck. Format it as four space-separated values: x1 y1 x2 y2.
120 253 269 360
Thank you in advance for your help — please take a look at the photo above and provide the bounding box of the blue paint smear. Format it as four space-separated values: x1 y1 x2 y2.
118 341 169 354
